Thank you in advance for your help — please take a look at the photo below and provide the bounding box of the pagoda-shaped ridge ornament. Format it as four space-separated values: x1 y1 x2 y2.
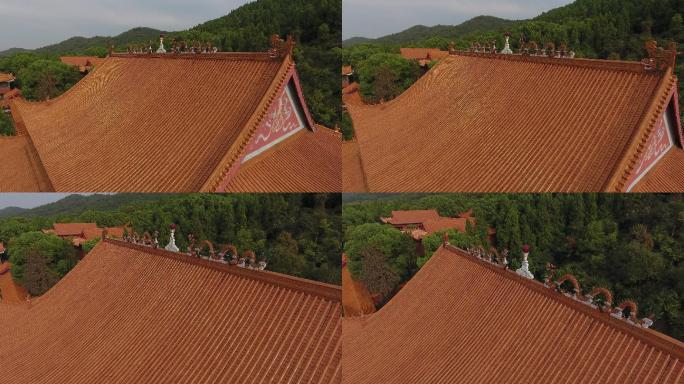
642 40 677 70
165 223 179 252
516 244 534 279
156 34 166 54
500 32 513 54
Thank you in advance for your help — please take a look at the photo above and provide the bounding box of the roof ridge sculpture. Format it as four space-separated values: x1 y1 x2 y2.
440 242 684 357
102 227 341 301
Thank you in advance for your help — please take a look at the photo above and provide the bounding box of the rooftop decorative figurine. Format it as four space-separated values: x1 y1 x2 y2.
642 40 678 70
156 34 166 54
516 244 534 279
501 32 513 55
165 223 179 252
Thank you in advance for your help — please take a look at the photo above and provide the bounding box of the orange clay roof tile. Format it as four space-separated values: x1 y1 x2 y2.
422 217 474 233
383 210 440 225
59 56 105 68
342 255 375 317
225 126 341 192
342 140 368 192
342 66 353 76
0 239 341 383
343 245 684 383
8 53 329 192
52 222 99 237
346 53 680 192
0 73 15 82
631 148 684 192
399 48 449 61
0 136 52 192
0 262 27 304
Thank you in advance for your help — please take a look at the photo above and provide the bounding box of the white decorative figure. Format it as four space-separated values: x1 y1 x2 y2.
501 33 513 55
156 34 167 54
165 224 179 252
258 261 267 271
516 245 534 279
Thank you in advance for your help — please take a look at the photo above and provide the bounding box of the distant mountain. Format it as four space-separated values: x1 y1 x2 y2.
343 16 517 46
0 27 164 57
0 194 175 219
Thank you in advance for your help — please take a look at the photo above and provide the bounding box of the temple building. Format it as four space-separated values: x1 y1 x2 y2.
59 56 105 73
0 73 14 95
344 40 684 192
400 47 449 69
343 239 684 383
0 232 341 382
381 209 475 240
342 65 354 88
1 36 341 192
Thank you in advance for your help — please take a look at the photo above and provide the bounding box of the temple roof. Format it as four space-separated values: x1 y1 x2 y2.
59 56 105 72
225 125 341 192
0 262 27 304
399 48 449 61
0 239 341 382
342 254 375 317
345 52 683 192
52 222 99 237
0 136 52 192
381 210 440 225
343 244 684 383
0 73 14 83
5 51 338 192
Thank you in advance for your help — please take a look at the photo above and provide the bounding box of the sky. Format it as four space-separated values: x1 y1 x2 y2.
343 0 573 39
0 194 89 209
0 0 253 51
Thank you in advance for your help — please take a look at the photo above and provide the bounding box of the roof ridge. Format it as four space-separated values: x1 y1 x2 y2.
109 52 278 61
102 238 341 301
449 51 663 74
439 244 684 358
605 68 678 191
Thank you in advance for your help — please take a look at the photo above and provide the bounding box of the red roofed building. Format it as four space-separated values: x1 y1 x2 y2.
1 36 341 192
400 48 449 68
344 42 684 192
0 238 341 382
381 209 475 240
59 56 105 73
0 73 14 96
343 244 684 383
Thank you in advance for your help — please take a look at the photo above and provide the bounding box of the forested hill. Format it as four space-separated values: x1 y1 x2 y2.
343 16 516 47
0 194 175 219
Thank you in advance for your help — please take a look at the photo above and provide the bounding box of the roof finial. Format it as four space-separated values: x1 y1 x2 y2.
500 32 513 54
165 223 179 252
442 232 449 245
156 34 167 54
516 244 534 279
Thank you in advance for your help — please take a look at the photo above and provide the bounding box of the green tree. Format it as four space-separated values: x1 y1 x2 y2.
8 231 75 293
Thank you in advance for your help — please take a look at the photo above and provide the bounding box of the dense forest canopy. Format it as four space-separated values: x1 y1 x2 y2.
341 0 684 127
0 193 342 297
343 194 684 341
0 0 342 128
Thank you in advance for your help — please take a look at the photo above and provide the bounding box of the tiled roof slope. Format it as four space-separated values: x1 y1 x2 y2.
631 149 684 192
422 217 473 233
343 245 684 383
0 73 14 82
342 140 368 192
0 136 52 192
0 239 341 383
342 255 375 317
383 210 440 225
0 262 27 304
347 53 680 192
399 48 449 61
11 53 311 192
225 126 341 192
59 56 105 68
52 222 99 237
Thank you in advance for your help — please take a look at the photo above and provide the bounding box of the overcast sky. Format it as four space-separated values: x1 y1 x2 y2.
0 0 253 51
343 0 573 39
0 194 86 209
